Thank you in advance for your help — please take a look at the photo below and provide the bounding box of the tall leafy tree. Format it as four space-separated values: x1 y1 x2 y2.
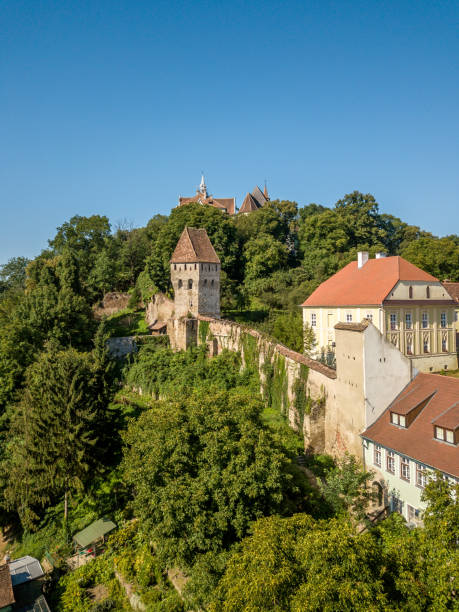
122 389 295 568
2 346 111 528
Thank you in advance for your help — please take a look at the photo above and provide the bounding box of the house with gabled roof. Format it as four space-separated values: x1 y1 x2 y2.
442 281 459 333
302 251 457 372
361 373 459 524
178 175 235 215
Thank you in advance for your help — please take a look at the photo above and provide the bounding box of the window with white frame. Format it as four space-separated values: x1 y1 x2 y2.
374 444 381 467
423 336 429 353
455 311 458 322
407 505 421 522
391 413 406 427
422 312 429 328
390 313 397 330
346 313 353 322
386 450 395 474
435 426 455 444
416 465 428 488
311 313 316 327
441 312 447 328
400 456 410 481
405 313 412 329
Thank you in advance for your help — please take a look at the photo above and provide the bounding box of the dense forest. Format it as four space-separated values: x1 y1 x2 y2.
0 192 458 610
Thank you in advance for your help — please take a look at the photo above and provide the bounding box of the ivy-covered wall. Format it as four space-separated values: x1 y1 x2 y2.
195 317 332 452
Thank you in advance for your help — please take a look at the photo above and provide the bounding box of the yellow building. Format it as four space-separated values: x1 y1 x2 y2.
302 252 457 373
442 282 459 333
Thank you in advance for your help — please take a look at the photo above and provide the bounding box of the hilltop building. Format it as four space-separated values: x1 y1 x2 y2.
178 175 235 215
362 373 459 524
239 184 269 214
302 252 458 372
170 227 221 319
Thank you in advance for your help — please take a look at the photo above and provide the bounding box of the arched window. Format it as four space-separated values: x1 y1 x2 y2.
188 279 193 289
178 279 182 288
426 286 430 298
409 286 413 299
184 264 187 270
194 264 197 270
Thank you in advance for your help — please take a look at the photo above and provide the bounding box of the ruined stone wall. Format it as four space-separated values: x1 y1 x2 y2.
145 293 175 325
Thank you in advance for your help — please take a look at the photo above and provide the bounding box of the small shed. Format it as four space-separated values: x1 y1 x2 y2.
73 518 116 552
8 557 43 588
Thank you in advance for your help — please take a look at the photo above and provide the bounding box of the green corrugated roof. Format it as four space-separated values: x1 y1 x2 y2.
73 518 116 548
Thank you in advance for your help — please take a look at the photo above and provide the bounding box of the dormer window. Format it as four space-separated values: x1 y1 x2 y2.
409 286 413 298
391 412 406 427
434 426 455 444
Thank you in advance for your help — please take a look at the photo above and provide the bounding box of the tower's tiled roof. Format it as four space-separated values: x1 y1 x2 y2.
239 193 261 213
362 373 459 477
302 256 439 307
171 227 221 264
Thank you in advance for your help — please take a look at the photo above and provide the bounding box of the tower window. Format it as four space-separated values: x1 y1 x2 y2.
174 264 176 270
184 264 187 271
211 279 214 286
178 279 182 289
194 264 197 270
426 286 430 298
188 279 193 289
409 286 413 299
204 279 207 286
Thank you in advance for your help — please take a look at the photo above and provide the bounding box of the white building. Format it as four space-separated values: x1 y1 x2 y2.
361 373 459 524
302 252 457 373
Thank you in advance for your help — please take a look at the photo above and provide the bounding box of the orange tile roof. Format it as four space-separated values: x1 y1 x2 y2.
302 256 438 307
171 227 221 264
362 373 459 477
443 282 459 304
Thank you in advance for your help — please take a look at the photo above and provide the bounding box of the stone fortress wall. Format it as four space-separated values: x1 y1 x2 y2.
167 314 413 458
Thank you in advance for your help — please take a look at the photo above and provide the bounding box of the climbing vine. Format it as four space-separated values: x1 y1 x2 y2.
293 363 309 431
199 320 210 345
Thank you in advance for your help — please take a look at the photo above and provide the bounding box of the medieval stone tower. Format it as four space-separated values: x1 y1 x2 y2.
170 227 221 319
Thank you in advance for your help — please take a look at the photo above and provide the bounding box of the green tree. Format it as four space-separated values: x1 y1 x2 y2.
244 234 289 286
319 453 375 521
2 346 111 529
122 389 295 568
401 236 459 281
0 257 30 294
209 514 387 612
145 203 240 297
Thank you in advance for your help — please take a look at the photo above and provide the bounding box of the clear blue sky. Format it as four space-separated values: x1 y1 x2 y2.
1 0 458 264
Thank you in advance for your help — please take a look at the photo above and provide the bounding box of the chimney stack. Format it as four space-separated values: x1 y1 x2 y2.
375 252 386 259
357 251 369 269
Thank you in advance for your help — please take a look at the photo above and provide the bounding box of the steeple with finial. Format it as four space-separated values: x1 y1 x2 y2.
263 180 269 200
199 173 208 197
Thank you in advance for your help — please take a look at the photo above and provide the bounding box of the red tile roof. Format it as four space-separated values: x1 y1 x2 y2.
302 256 438 307
178 193 235 215
443 282 459 304
171 227 221 264
362 373 459 477
0 564 14 608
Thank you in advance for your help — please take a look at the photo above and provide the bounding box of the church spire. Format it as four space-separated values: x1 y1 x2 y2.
263 180 269 200
199 173 208 197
